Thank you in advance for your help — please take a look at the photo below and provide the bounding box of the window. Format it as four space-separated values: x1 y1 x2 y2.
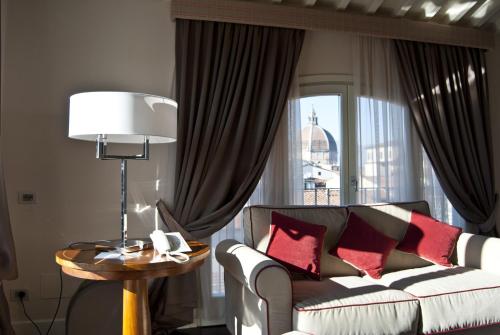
298 77 464 228
355 96 414 204
300 82 353 205
299 85 407 205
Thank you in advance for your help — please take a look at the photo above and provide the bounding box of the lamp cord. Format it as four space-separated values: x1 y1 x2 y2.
45 268 63 334
20 297 42 335
19 267 63 335
19 240 119 334
20 240 115 334
68 240 113 251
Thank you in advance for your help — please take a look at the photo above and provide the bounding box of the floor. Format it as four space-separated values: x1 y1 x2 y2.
170 326 231 335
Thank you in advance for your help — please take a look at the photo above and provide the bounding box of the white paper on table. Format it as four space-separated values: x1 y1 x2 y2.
93 251 137 261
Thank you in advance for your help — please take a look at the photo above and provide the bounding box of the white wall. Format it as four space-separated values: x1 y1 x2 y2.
3 0 176 333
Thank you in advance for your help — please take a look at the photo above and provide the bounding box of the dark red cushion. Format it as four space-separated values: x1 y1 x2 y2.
397 211 462 267
329 212 398 279
266 211 327 280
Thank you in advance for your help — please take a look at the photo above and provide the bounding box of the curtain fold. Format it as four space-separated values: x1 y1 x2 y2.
353 36 419 204
149 19 304 332
172 20 304 238
0 282 15 335
0 152 16 280
1 0 17 332
0 149 16 335
394 40 497 235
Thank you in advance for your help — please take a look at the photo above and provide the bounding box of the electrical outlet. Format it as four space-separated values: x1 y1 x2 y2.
17 192 36 204
10 289 29 302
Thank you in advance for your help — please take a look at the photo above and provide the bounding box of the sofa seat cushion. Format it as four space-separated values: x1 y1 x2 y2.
366 265 500 334
292 276 420 335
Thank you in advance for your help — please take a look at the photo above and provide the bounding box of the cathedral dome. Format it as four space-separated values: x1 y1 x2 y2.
302 111 338 165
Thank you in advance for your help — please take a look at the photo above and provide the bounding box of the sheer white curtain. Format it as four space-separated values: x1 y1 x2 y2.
251 75 304 207
197 74 303 325
353 36 419 204
419 150 466 228
354 36 465 228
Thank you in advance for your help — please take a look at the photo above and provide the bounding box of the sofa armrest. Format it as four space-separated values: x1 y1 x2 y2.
456 233 500 275
215 239 292 335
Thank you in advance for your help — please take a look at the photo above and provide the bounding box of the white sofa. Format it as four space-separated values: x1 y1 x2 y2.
215 201 500 335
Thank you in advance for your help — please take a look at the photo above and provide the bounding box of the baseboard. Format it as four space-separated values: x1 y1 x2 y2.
179 319 225 329
13 318 222 334
12 318 65 335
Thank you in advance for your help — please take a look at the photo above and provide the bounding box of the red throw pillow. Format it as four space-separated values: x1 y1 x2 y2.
330 212 398 279
397 211 462 267
266 212 327 280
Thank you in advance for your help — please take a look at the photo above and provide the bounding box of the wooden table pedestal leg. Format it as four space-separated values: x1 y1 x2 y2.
123 279 151 335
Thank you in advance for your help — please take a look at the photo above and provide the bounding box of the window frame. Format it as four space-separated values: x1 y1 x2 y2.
299 74 356 204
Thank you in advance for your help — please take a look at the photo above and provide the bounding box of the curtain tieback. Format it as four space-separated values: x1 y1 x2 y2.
156 200 195 240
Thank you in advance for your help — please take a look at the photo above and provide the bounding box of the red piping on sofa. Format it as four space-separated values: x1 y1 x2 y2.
254 264 293 335
424 321 500 334
293 298 418 312
412 284 500 299
403 285 500 334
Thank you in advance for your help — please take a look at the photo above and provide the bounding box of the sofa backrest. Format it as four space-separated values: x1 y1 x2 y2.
242 201 435 278
243 206 360 277
347 201 433 272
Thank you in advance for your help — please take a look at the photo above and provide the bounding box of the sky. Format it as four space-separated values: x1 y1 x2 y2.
299 95 342 155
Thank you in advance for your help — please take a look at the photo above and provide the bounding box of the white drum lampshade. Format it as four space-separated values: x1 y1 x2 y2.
67 91 177 253
68 91 177 143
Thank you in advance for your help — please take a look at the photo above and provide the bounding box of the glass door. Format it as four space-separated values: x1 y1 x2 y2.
299 83 354 205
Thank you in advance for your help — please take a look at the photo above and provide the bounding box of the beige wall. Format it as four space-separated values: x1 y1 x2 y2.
298 30 354 76
3 0 176 333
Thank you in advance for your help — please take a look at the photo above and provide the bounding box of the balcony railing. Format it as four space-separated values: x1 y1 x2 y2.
303 187 396 205
304 188 341 206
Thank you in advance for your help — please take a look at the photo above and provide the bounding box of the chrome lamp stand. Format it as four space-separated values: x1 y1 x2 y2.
97 135 150 253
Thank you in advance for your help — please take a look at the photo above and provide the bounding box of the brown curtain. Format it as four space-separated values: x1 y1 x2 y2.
149 19 304 332
172 19 304 238
0 151 16 282
1 0 17 332
0 282 15 335
0 149 16 335
394 40 497 235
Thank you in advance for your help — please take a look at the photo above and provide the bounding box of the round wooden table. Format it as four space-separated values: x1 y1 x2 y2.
55 241 210 335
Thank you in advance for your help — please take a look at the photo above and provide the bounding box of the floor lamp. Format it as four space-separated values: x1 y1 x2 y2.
68 91 177 252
